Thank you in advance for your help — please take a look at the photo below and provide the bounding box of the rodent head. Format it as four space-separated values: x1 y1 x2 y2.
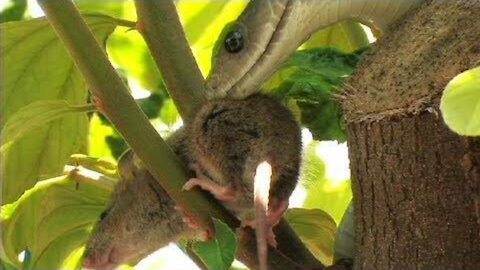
83 167 185 269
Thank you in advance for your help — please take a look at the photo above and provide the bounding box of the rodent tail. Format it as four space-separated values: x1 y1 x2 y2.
254 161 272 270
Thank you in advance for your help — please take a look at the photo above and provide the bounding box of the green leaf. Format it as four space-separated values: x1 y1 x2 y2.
107 26 164 91
302 20 370 53
0 14 118 203
0 0 27 23
333 201 355 262
0 257 18 270
192 219 237 270
177 1 247 76
136 92 166 119
60 246 85 270
285 208 337 265
0 101 94 151
101 1 246 91
301 141 352 223
105 134 128 160
75 0 129 19
88 113 115 159
159 98 180 126
266 47 367 142
1 175 111 269
440 66 480 136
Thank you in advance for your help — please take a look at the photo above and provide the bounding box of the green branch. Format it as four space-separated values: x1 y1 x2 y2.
37 0 228 235
134 0 206 119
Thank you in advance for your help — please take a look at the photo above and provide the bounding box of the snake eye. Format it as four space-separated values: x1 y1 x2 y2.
224 30 244 53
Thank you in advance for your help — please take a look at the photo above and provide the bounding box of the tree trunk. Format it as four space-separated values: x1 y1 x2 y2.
341 1 480 269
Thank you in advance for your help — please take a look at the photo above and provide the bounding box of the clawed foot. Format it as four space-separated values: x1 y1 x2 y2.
240 219 278 247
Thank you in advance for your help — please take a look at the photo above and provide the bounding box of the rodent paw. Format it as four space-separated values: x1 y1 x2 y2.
183 178 238 202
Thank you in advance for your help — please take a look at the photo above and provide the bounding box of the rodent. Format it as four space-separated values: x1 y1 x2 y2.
83 129 203 269
82 94 302 269
184 93 302 243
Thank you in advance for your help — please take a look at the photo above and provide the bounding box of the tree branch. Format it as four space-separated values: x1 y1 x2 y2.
134 0 206 119
37 0 228 236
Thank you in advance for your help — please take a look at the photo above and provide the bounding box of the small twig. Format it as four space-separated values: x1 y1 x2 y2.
65 165 117 191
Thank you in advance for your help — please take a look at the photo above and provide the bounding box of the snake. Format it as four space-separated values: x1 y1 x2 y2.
205 0 423 100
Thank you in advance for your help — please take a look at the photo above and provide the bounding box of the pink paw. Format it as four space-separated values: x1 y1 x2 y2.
240 218 278 247
183 178 238 202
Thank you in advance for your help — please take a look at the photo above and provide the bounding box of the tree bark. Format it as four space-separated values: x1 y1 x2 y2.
341 1 480 269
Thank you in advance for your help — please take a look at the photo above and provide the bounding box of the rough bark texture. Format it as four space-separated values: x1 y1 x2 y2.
341 1 480 269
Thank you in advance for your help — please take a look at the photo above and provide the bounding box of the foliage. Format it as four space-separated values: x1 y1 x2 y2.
440 66 480 136
285 208 337 265
301 20 370 53
0 14 116 203
266 47 368 142
1 101 93 152
0 0 27 23
301 141 352 223
333 201 355 262
191 219 237 270
0 1 368 269
1 175 111 269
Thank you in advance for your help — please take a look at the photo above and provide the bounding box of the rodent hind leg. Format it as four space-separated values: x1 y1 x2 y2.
183 177 237 201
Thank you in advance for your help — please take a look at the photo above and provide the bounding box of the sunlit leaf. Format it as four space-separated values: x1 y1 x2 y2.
88 113 115 159
302 20 370 53
0 257 17 270
75 0 130 19
88 92 168 160
1 175 111 269
285 208 337 265
0 101 93 151
440 66 480 136
60 246 85 270
333 201 355 262
0 0 27 23
177 0 247 76
76 0 161 91
107 28 163 92
300 140 326 185
0 14 117 203
192 219 237 270
159 99 180 127
301 141 352 223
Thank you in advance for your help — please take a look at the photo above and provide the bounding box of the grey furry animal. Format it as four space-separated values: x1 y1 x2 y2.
184 94 302 243
83 130 202 269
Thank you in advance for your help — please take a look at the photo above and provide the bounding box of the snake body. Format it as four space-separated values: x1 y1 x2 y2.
206 0 422 99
